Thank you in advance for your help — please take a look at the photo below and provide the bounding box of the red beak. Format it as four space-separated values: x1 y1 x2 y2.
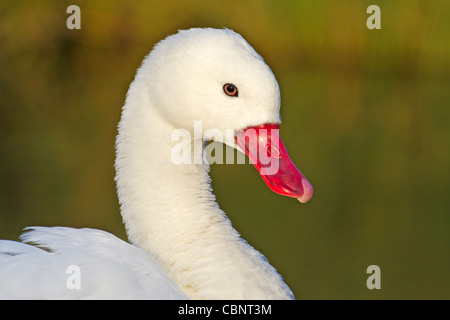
235 124 314 203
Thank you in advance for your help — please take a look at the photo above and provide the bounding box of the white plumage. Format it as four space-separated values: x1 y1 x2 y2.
0 28 312 300
0 227 187 299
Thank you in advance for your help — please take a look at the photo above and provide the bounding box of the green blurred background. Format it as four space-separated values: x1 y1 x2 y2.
1 0 449 299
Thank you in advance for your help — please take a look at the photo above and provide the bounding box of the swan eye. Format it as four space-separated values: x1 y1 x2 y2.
223 83 238 97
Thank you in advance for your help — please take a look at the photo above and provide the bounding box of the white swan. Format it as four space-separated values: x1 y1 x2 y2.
0 28 313 300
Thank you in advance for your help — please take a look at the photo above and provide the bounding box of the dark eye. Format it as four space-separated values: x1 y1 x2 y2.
223 83 238 97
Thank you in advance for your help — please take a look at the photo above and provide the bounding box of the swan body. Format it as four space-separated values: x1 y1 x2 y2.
0 227 187 299
0 28 313 299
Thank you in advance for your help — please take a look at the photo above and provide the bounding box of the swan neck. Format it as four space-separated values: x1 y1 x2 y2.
114 81 294 299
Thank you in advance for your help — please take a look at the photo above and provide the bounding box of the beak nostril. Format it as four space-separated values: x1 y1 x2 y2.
267 145 280 158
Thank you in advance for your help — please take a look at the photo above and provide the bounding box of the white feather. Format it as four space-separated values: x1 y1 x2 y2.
0 227 187 299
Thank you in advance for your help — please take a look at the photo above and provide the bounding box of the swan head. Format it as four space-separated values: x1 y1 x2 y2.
133 28 313 203
139 28 280 131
